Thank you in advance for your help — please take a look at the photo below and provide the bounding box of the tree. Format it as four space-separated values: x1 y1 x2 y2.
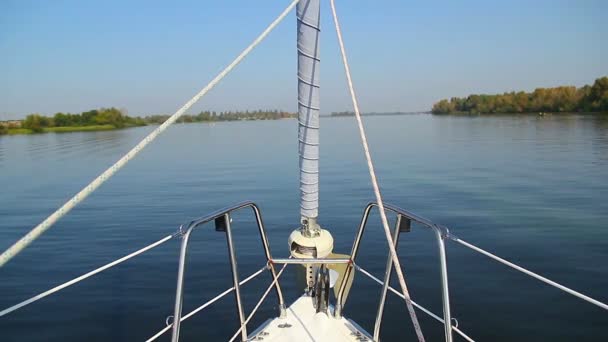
431 99 455 114
22 114 48 132
94 108 127 128
54 112 69 126
584 77 608 112
81 110 98 125
432 76 608 114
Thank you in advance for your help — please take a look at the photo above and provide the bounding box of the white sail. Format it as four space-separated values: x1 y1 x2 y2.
297 0 321 221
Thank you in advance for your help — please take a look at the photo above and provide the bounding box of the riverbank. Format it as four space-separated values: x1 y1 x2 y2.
431 111 607 116
1 108 297 136
5 124 117 135
432 76 607 114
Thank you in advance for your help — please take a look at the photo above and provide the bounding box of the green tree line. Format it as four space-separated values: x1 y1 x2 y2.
1 108 296 135
143 109 296 124
20 108 145 133
432 76 608 114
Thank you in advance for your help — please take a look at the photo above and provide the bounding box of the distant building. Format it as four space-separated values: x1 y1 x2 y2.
0 120 22 128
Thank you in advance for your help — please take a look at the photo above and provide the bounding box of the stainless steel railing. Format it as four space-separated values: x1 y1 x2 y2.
2 200 465 342
2 200 606 342
341 201 608 342
334 202 454 342
169 200 463 342
170 201 286 342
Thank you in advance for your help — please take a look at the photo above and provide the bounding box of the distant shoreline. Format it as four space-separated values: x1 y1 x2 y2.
4 110 606 137
5 125 117 135
431 111 606 116
328 111 429 117
431 76 607 115
1 118 299 136
0 109 297 136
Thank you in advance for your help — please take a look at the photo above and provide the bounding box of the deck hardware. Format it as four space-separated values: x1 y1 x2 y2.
215 215 228 232
397 215 411 233
313 264 330 313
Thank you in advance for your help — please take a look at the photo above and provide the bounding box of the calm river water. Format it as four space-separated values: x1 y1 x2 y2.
1 114 607 341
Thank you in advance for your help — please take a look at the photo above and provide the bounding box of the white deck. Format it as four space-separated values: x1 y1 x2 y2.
249 295 371 341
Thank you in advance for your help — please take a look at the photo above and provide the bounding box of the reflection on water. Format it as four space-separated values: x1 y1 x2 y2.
0 114 607 341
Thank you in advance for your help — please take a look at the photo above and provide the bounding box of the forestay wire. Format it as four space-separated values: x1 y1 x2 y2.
0 0 301 267
329 0 426 341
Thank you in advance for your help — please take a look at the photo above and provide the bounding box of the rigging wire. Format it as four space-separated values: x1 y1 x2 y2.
227 263 289 342
145 266 268 342
452 237 608 311
328 0 425 340
355 264 476 342
0 0 301 267
0 234 175 317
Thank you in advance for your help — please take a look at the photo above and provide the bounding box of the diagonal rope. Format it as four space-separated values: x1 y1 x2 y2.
227 263 288 342
329 1 425 340
355 264 475 342
0 0 301 268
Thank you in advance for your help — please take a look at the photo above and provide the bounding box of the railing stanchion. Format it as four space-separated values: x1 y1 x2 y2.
435 228 453 342
360 202 456 341
168 201 275 341
373 215 405 341
224 213 248 341
335 203 373 318
252 205 286 317
171 229 192 342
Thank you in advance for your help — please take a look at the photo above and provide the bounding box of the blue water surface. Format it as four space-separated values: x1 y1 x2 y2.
1 114 607 341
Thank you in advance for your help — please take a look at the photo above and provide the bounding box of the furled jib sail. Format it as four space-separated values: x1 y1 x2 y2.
297 0 321 221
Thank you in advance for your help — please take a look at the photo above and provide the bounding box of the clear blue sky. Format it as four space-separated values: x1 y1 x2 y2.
1 0 606 119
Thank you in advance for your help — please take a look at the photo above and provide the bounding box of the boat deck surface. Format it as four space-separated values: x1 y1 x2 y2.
249 295 371 341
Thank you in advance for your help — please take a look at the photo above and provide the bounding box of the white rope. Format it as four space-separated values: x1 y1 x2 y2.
355 264 475 342
0 0 301 268
328 1 425 340
146 266 268 342
0 234 174 317
227 263 288 342
452 238 608 311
